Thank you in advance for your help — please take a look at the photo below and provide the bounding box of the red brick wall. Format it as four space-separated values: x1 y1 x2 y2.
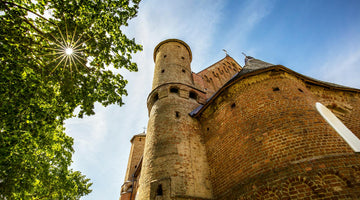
120 192 131 200
198 70 360 199
308 84 360 139
195 56 241 99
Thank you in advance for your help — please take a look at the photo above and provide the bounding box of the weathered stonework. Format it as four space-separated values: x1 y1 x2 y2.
120 39 360 200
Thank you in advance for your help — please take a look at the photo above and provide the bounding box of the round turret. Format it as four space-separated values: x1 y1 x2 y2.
137 39 212 200
152 39 193 90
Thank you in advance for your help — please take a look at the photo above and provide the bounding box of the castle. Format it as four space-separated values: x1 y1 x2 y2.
120 39 360 200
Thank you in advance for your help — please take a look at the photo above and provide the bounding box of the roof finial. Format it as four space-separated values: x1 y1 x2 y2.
242 52 254 65
222 49 228 56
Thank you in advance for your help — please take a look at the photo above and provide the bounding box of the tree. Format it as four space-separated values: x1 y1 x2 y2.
0 0 142 199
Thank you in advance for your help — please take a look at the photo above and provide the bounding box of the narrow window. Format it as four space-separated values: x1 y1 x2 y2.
316 102 360 152
164 55 167 58
181 56 185 60
156 184 163 196
175 111 180 118
170 87 179 93
161 69 165 73
153 93 159 102
182 69 186 73
273 87 280 91
231 103 236 108
189 91 197 100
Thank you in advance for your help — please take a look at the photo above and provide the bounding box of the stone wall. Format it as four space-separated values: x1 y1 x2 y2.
137 39 212 200
124 135 146 182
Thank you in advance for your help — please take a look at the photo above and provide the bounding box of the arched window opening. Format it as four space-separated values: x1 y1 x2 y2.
156 184 163 196
170 87 179 94
189 91 197 100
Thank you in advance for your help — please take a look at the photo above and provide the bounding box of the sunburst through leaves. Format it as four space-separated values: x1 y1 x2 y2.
41 23 91 75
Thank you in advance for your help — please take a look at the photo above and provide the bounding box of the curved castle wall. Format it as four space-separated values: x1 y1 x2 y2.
198 70 360 199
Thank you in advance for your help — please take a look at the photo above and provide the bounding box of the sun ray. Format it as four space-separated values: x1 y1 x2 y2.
72 53 87 61
73 58 79 72
38 19 94 75
72 48 86 53
65 19 69 46
72 54 89 71
63 56 69 72
47 53 67 66
72 31 85 47
69 54 77 74
72 37 92 50
70 25 77 48
69 58 73 77
38 51 64 58
50 55 67 74
57 25 67 50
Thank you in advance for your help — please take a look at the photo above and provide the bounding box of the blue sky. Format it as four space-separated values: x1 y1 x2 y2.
65 0 360 199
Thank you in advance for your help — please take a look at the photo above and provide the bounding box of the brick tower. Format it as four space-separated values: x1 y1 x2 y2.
135 39 212 200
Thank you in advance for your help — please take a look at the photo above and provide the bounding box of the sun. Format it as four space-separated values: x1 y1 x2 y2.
65 47 73 55
42 24 90 75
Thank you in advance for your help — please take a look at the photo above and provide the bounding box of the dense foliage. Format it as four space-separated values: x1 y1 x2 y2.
0 0 142 199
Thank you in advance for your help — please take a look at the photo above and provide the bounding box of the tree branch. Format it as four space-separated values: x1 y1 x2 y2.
1 0 55 25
